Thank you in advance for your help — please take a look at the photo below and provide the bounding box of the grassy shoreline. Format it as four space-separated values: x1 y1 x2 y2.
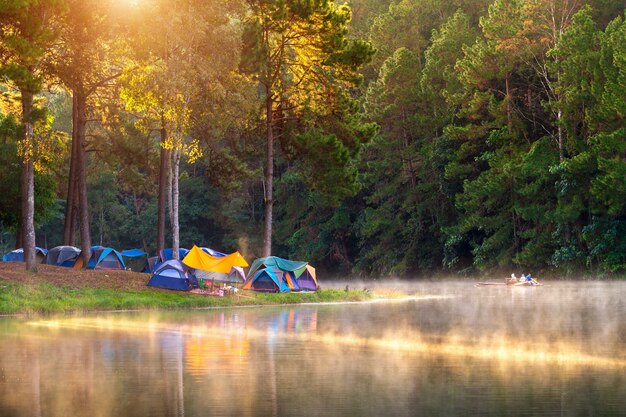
0 282 374 316
0 262 375 315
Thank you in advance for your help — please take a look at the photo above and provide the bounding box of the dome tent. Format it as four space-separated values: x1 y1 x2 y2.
147 260 194 291
73 246 126 270
44 246 81 267
246 256 318 291
242 268 291 293
2 247 47 263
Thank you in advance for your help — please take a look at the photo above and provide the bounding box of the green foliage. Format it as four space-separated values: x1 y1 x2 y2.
0 114 21 230
0 111 62 241
2 0 626 278
582 217 626 272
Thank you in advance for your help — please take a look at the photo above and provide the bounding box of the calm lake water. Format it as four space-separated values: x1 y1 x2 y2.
1 281 625 416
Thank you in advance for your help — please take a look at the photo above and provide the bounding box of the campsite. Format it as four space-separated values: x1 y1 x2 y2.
2 0 626 416
0 258 371 315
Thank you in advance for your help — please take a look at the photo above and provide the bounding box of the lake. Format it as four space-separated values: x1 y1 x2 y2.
1 281 625 416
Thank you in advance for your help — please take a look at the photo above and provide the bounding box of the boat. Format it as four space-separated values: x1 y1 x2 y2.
512 281 543 286
475 281 543 287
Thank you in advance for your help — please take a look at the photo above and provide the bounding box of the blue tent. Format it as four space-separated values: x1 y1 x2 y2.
86 247 126 270
121 249 146 257
147 260 194 291
158 248 190 263
247 256 318 291
200 247 227 257
242 268 291 293
2 247 48 263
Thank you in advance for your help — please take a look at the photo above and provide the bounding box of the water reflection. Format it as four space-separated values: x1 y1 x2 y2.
0 281 625 416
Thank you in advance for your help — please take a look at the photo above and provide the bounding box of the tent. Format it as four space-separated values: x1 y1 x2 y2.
159 248 190 263
2 247 48 263
201 247 227 257
73 246 123 270
199 248 246 283
143 248 189 275
247 256 319 291
44 246 81 267
294 265 318 291
121 249 148 272
86 247 125 270
242 268 290 292
147 260 194 291
143 256 159 274
196 266 246 284
182 245 248 284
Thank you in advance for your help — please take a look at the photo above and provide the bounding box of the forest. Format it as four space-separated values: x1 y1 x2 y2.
0 0 624 277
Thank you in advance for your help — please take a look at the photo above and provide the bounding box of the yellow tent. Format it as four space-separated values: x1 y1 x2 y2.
182 245 248 273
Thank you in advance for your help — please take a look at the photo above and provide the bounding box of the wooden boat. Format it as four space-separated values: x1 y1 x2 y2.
512 281 543 286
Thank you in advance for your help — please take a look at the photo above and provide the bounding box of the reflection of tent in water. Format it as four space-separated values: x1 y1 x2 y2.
182 245 248 284
73 246 125 270
185 334 250 378
2 247 48 263
121 249 148 272
246 256 318 291
147 260 194 291
269 309 318 334
44 246 81 267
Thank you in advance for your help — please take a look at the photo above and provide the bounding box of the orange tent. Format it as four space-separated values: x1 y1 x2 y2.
182 245 248 273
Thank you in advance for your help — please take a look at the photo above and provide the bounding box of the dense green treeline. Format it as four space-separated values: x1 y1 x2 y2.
1 0 624 277
353 0 626 276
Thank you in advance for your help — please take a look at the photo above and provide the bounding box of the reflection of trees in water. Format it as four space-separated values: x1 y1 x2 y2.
158 332 185 417
0 325 189 417
1 295 624 416
32 353 41 417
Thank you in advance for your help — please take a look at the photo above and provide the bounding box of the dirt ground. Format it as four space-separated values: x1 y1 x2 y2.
0 262 150 290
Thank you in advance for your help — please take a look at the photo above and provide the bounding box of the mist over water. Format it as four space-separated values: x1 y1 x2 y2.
0 280 625 416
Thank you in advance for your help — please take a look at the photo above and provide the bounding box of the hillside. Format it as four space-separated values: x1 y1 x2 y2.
0 262 149 290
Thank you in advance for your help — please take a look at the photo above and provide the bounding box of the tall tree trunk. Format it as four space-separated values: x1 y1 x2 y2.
75 89 91 265
63 94 79 245
167 150 173 231
171 149 180 261
505 73 513 134
557 108 564 162
262 92 274 257
20 89 36 272
157 122 169 254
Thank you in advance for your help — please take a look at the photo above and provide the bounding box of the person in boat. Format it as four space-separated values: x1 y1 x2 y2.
518 274 539 285
506 273 518 285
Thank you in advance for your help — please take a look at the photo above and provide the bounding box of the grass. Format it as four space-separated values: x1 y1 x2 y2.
0 281 373 315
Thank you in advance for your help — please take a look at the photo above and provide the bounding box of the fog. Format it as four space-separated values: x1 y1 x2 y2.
0 280 625 416
322 279 626 362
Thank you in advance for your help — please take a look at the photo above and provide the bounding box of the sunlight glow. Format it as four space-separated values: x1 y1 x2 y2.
27 317 626 370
